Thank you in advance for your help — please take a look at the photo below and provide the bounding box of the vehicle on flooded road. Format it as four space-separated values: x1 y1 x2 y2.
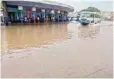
79 12 102 25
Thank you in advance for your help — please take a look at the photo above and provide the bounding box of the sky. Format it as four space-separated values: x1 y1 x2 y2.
25 0 113 11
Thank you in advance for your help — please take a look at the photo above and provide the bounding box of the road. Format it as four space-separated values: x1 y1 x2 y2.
1 21 113 78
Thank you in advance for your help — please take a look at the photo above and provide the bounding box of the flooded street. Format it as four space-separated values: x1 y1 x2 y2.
1 21 113 78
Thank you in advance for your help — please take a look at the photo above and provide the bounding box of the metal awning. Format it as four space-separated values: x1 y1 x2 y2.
2 0 74 12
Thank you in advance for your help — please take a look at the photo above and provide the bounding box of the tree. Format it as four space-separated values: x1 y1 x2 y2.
80 7 101 12
79 7 102 18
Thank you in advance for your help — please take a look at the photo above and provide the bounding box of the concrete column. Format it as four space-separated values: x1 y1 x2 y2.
66 12 68 21
33 11 36 22
2 1 8 25
18 6 23 24
51 10 55 23
57 13 59 22
63 13 65 21
16 11 19 20
61 12 64 22
20 10 23 23
64 13 66 21
45 9 49 23
57 10 60 22
64 12 67 21
32 7 36 23
41 9 45 23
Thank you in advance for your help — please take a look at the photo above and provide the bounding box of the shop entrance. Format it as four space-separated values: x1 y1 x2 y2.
47 13 51 22
7 7 20 23
8 12 16 23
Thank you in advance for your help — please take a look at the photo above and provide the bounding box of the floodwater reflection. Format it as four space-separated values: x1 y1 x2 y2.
1 23 69 54
1 22 113 78
78 25 100 39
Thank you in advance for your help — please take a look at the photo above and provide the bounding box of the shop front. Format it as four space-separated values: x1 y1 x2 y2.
7 7 20 23
2 1 74 25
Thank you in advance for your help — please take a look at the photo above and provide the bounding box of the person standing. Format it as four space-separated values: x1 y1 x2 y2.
24 16 27 23
36 15 40 23
46 16 48 23
51 16 55 23
4 17 8 26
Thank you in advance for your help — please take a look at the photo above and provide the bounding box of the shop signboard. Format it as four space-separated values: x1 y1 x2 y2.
58 10 60 13
7 7 19 12
51 10 55 14
32 7 36 11
42 9 45 12
18 6 23 10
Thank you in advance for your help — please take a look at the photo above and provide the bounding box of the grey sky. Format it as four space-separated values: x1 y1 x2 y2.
55 0 113 11
26 0 113 11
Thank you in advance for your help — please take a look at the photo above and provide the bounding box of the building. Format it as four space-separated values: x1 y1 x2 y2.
101 11 114 21
1 0 74 24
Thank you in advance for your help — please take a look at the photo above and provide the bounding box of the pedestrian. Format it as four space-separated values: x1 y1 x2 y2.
4 17 8 26
24 16 28 23
37 16 40 23
46 16 48 23
51 16 55 23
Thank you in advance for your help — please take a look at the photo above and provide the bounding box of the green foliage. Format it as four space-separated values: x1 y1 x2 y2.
94 14 101 18
79 7 102 18
80 7 101 12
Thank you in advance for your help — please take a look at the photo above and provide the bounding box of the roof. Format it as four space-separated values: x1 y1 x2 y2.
2 0 74 12
79 11 102 15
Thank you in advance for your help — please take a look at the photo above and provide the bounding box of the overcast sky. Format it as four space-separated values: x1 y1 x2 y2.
25 0 113 11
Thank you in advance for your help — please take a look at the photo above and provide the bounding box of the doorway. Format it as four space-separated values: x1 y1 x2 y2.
8 12 16 23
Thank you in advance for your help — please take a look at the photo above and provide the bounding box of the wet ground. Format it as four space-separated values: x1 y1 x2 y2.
1 21 113 78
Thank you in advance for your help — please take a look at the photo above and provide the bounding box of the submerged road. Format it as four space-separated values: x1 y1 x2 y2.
1 21 113 78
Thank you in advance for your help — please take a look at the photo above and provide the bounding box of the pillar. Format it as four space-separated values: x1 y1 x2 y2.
51 10 55 23
63 13 65 22
64 12 66 21
66 12 68 21
45 9 49 23
57 10 60 22
41 9 45 23
16 11 19 20
32 7 36 23
18 6 23 24
20 10 23 23
61 12 64 22
64 12 67 21
2 1 8 25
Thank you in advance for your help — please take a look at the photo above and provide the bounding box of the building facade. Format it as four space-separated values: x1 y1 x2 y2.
101 11 114 21
1 0 74 25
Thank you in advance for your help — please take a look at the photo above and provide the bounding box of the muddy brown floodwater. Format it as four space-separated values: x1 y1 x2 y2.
1 21 113 78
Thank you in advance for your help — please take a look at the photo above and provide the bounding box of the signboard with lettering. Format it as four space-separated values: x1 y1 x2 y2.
18 6 23 10
7 7 18 12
